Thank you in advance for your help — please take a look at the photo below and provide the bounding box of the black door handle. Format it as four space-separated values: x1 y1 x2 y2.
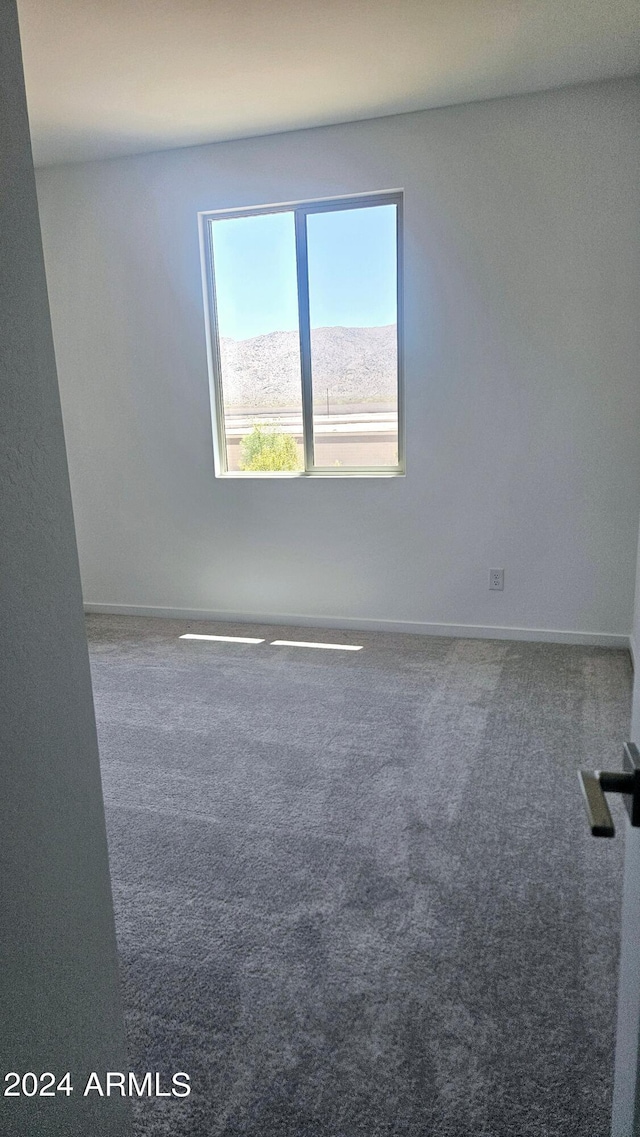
578 743 640 837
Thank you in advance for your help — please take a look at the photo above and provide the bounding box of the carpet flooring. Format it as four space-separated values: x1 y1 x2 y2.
87 614 632 1137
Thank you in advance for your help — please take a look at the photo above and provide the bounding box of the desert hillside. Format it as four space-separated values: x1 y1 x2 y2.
219 325 397 408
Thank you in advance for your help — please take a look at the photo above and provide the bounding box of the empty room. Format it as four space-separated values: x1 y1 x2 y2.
3 1 640 1135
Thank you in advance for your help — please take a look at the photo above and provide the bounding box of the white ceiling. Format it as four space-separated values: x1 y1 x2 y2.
18 0 640 167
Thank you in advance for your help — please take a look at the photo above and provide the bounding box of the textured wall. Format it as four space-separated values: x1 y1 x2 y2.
0 1 131 1133
37 79 640 643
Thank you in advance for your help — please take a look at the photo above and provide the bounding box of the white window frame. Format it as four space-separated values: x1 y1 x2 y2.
198 191 405 478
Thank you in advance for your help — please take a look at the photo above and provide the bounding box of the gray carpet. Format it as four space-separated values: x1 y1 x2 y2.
88 614 632 1136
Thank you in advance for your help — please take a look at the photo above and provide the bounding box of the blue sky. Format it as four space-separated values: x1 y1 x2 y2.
211 204 397 341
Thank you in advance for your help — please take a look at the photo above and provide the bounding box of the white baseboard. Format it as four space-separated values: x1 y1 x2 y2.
83 602 631 649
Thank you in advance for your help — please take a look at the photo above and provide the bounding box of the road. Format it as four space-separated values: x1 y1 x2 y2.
223 409 397 438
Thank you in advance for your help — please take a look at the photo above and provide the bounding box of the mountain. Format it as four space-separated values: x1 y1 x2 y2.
219 325 397 408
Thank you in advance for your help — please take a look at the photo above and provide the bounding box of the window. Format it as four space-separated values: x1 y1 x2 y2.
199 193 403 476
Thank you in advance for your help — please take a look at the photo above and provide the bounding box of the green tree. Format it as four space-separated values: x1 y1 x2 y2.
239 423 302 472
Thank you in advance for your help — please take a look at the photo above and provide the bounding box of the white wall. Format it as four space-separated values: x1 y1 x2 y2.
36 78 640 644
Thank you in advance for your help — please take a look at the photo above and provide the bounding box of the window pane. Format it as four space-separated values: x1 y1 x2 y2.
210 212 304 473
306 204 399 469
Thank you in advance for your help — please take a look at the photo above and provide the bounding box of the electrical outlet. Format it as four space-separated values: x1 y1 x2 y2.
489 568 504 591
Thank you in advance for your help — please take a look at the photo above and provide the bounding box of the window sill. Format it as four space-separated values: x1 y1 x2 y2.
215 468 405 479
